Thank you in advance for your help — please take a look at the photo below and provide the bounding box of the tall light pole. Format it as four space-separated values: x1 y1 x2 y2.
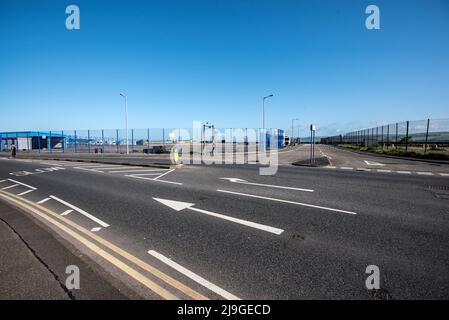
262 94 274 130
291 118 299 144
119 93 129 155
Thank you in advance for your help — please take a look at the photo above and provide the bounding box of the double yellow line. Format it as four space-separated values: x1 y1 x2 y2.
0 190 208 300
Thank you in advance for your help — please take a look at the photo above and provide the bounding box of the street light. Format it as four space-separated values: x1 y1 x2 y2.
262 94 274 129
119 93 129 155
291 118 299 144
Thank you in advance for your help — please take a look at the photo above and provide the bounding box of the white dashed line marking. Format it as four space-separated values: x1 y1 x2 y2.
61 209 73 216
417 172 433 176
397 171 412 174
37 197 51 204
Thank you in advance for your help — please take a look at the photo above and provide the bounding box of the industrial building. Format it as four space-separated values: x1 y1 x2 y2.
0 132 65 152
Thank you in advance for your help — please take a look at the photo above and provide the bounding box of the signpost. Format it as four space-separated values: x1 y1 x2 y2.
310 124 316 165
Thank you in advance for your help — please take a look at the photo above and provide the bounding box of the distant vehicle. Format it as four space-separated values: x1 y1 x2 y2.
284 135 291 146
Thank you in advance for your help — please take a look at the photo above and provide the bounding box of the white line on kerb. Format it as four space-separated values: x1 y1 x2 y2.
397 171 411 174
340 167 353 170
49 195 110 228
217 189 358 215
377 170 392 173
440 173 449 177
37 197 51 204
148 250 240 300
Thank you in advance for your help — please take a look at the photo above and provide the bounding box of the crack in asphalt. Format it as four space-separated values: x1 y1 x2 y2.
0 217 76 300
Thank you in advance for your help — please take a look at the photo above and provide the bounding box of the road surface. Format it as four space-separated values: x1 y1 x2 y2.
0 147 448 299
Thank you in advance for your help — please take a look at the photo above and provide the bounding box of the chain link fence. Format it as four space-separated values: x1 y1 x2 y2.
321 119 449 155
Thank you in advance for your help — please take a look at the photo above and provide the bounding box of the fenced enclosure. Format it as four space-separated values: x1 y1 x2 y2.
321 119 449 157
0 128 285 154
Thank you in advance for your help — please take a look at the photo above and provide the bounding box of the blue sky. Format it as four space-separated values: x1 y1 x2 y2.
0 0 448 136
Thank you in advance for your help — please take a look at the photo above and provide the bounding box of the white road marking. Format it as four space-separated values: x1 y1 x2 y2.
153 169 175 181
397 171 411 174
356 168 371 172
109 169 164 174
126 175 183 185
37 197 51 204
17 189 36 196
153 197 284 235
364 160 385 166
85 165 131 170
340 167 354 170
326 166 337 169
2 184 19 190
91 227 102 232
417 172 433 176
61 209 73 216
74 167 104 172
439 173 449 177
0 180 7 183
220 178 314 193
377 170 392 173
7 179 37 190
216 190 358 215
148 250 240 300
49 195 110 228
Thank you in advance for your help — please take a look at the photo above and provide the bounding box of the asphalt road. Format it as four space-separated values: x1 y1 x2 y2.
0 148 449 299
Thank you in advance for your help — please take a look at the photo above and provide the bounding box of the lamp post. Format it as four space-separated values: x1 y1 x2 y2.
262 94 274 130
119 93 129 155
291 118 299 145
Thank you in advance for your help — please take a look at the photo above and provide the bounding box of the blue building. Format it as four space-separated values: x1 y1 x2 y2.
0 131 65 152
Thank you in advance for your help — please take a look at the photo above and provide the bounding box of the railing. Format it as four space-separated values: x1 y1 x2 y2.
321 119 449 154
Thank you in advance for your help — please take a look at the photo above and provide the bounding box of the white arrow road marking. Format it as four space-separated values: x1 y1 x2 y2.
148 250 240 300
216 190 358 215
49 195 110 228
364 160 385 166
153 198 284 235
220 178 314 193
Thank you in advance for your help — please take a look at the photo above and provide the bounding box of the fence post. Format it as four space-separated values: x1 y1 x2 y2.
381 126 384 147
62 130 65 153
38 131 41 153
116 129 119 153
131 129 134 153
147 128 150 149
74 130 77 153
387 125 390 146
26 131 30 153
102 129 104 153
424 119 430 154
49 131 52 153
405 121 410 152
395 123 398 149
163 128 165 149
88 130 91 153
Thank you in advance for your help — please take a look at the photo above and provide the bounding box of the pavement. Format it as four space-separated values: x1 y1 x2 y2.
0 146 449 299
0 199 141 300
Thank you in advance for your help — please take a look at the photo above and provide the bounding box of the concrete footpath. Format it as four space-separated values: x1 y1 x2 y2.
0 200 140 300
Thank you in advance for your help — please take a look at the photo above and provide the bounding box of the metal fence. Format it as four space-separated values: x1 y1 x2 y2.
320 119 449 154
0 128 285 154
